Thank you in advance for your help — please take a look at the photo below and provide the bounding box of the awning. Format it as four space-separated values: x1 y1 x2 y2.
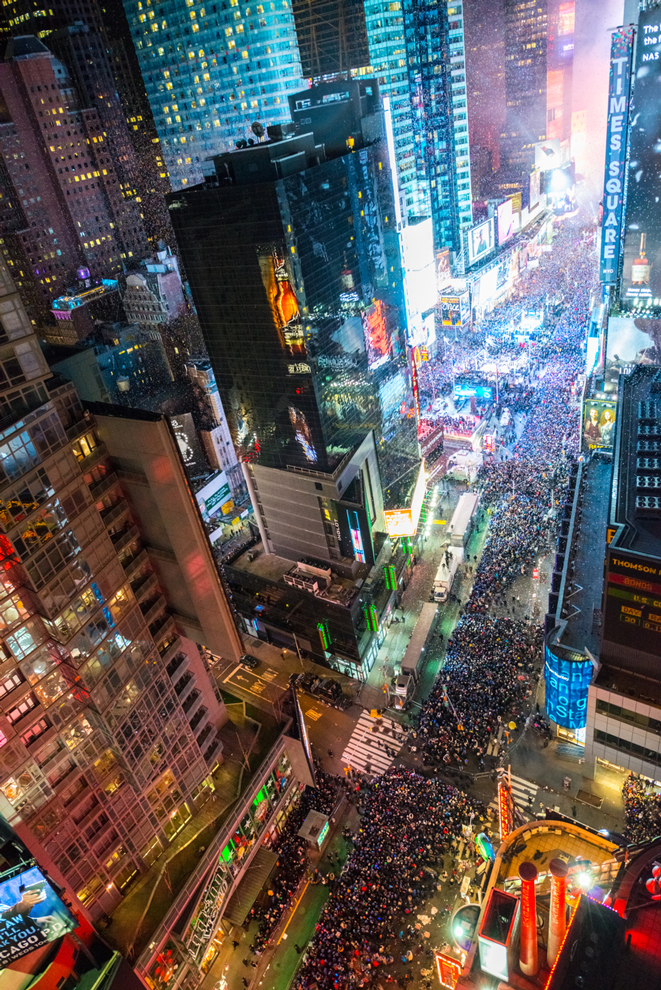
223 846 279 927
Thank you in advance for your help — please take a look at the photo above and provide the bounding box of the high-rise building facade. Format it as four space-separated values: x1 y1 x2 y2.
291 0 370 78
358 0 430 221
402 0 472 251
0 36 148 321
122 0 305 190
501 0 548 180
0 252 242 921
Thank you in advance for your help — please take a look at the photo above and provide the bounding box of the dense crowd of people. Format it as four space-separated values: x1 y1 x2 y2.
294 768 485 990
248 767 340 952
622 773 661 844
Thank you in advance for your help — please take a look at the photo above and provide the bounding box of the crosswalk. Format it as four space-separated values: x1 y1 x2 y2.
341 709 408 775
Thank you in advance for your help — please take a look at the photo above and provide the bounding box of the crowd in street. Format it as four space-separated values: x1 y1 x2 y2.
248 767 340 952
622 772 661 844
294 768 485 990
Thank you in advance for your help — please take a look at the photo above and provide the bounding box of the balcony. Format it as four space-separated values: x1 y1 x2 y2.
90 472 119 502
181 688 201 717
195 723 214 750
158 635 182 662
131 571 158 604
142 595 166 627
123 548 148 578
173 672 195 704
111 525 138 554
101 500 131 530
165 651 188 682
74 439 107 470
203 736 224 766
189 704 208 734
154 616 177 654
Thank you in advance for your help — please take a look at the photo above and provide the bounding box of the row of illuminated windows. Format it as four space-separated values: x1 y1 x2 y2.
594 728 661 767
596 698 661 736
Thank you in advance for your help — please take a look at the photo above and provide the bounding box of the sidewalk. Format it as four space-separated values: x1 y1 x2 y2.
201 800 359 990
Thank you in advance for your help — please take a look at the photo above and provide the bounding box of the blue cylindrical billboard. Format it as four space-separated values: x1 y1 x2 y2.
544 644 593 729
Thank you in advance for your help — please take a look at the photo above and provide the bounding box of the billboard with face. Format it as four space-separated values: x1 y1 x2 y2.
0 865 77 966
605 314 661 382
582 398 616 452
466 219 494 266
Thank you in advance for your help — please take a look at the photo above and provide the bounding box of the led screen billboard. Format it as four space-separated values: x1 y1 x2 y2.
534 138 561 170
544 645 593 729
441 292 470 328
466 219 494 266
581 397 616 452
497 199 514 246
169 413 209 479
603 549 661 659
621 7 661 308
383 461 426 537
362 299 390 369
605 314 661 383
0 865 77 966
530 170 541 210
454 383 494 401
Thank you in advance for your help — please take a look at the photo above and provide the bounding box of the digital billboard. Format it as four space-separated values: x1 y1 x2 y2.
196 471 231 519
454 383 494 401
383 460 426 537
621 7 661 308
169 413 209 479
544 645 593 729
441 292 470 328
530 170 541 210
362 299 390 369
604 314 661 382
599 26 634 283
497 199 514 246
534 138 561 171
436 248 451 296
581 397 616 452
466 219 494 266
603 549 661 659
0 865 77 966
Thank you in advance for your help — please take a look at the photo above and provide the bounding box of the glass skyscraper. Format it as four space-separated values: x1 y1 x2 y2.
402 0 472 251
122 0 305 189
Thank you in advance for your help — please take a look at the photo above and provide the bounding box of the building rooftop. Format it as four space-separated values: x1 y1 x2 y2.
556 456 612 656
595 662 661 707
231 542 359 602
610 365 661 559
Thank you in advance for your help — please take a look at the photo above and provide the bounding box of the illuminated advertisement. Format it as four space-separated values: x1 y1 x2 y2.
183 863 230 964
441 292 470 328
0 865 76 966
477 889 518 982
362 299 390 369
196 472 231 519
291 688 317 786
337 503 374 566
466 218 494 266
383 460 426 537
264 248 307 358
454 382 493 401
169 414 209 479
435 953 462 989
534 138 561 171
436 248 451 296
497 199 514 246
530 169 541 210
581 397 616 452
621 7 661 308
544 645 592 729
347 509 366 563
605 314 661 383
599 26 634 283
603 548 661 659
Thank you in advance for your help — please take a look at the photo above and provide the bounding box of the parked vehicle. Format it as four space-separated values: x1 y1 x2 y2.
239 653 260 669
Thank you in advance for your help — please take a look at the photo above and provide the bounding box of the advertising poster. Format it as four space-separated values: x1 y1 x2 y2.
534 138 561 171
621 7 661 308
529 170 541 210
435 248 451 297
605 314 661 382
544 646 592 729
581 397 616 451
599 26 634 283
466 219 494 265
497 199 514 246
603 549 661 661
169 413 209 479
361 299 390 369
0 865 77 966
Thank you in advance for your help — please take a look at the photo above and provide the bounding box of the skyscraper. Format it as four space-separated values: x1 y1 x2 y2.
0 36 148 321
402 0 473 251
359 0 430 220
0 251 241 920
501 0 548 180
291 0 370 78
122 0 305 190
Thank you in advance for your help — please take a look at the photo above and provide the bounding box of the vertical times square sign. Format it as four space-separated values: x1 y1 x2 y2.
599 25 634 284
